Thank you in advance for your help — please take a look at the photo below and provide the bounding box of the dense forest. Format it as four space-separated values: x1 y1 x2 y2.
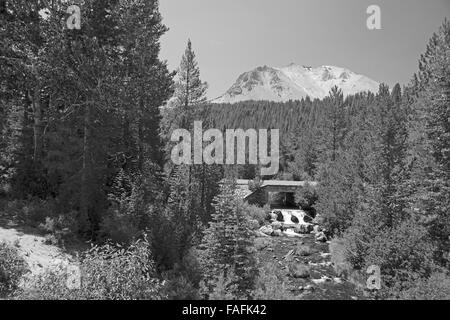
0 0 449 300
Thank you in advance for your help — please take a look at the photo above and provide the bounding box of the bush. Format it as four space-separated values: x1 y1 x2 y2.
39 215 76 248
19 237 164 300
329 238 353 278
341 212 437 296
99 211 141 245
200 270 239 300
242 202 269 227
3 198 57 228
295 183 318 209
396 271 450 300
161 249 202 300
0 242 28 298
161 275 200 300
251 263 298 300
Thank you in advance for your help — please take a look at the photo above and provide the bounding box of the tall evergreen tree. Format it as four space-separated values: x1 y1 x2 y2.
199 180 257 299
407 20 450 265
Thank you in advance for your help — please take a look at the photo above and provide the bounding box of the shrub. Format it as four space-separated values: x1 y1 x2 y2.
161 249 202 300
342 212 437 296
200 270 238 300
99 210 141 245
19 237 164 300
396 271 450 300
161 275 200 300
329 238 353 278
39 215 76 248
242 202 268 227
251 263 298 300
0 242 28 298
4 198 57 229
295 183 318 210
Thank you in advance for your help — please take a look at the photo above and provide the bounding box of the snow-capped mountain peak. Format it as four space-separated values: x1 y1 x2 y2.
213 64 379 103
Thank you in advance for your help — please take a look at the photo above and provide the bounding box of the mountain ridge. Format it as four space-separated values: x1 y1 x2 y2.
213 64 380 103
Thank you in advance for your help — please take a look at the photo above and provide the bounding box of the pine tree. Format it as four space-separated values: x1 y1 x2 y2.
175 40 208 109
199 180 257 298
374 83 409 228
407 20 450 265
161 39 208 138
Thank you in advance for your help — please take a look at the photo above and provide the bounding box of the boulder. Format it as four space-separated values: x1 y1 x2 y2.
268 212 278 221
259 225 273 236
288 263 310 279
294 224 314 234
283 229 304 238
274 210 284 222
315 231 328 243
272 229 283 237
296 244 313 257
313 225 322 234
255 231 269 238
291 215 300 224
303 214 313 223
271 221 283 230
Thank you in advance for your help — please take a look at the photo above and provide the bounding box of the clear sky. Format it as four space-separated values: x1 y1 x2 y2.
159 0 450 99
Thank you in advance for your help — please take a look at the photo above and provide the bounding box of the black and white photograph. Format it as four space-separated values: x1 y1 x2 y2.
0 0 449 305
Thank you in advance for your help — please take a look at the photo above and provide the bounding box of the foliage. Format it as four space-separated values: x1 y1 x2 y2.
251 263 298 300
199 181 258 299
396 271 450 300
19 237 164 300
0 241 28 298
241 202 268 227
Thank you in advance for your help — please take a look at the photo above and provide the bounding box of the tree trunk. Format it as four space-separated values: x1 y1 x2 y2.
31 85 43 164
80 103 91 234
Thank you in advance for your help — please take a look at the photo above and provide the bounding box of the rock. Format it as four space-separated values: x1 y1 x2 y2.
296 244 313 256
255 238 271 251
290 215 299 224
274 210 284 222
294 225 306 234
259 225 273 236
248 219 260 230
315 231 328 243
303 214 313 223
268 212 277 221
311 214 321 224
272 229 283 237
283 229 304 238
288 263 310 279
333 277 343 284
312 276 332 284
255 230 270 238
313 225 322 234
271 221 283 230
294 224 314 234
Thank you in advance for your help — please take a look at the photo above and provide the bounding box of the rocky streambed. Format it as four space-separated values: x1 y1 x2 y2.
253 209 363 300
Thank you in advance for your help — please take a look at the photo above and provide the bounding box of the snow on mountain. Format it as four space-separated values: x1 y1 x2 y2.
213 64 380 103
